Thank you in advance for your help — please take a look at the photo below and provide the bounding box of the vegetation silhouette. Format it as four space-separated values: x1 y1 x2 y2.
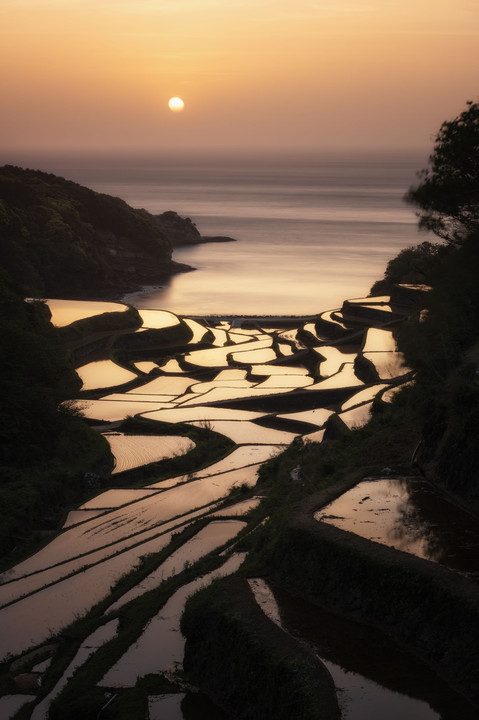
406 100 479 243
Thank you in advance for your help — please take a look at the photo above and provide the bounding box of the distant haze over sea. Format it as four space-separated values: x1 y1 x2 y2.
11 151 426 315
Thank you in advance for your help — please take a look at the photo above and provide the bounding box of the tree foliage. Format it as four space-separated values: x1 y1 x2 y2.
0 165 173 297
405 101 479 243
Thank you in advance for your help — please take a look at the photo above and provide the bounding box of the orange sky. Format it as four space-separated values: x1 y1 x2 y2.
1 0 478 155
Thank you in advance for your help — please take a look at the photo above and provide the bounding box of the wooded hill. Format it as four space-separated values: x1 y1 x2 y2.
0 165 194 299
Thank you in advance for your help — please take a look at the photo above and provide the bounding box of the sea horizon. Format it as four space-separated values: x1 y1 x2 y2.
2 150 429 316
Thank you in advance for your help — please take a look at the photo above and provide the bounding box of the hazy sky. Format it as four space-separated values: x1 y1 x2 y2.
1 0 478 155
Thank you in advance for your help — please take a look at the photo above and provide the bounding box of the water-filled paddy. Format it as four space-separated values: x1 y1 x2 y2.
30 619 119 720
127 375 196 396
104 433 195 474
308 363 363 390
254 374 314 389
314 346 358 377
189 419 297 445
67 398 176 422
341 383 389 410
137 309 180 329
0 464 263 592
107 520 247 612
363 327 397 352
140 405 263 424
338 402 373 429
363 351 409 379
100 553 246 687
147 445 279 488
76 360 137 390
45 299 128 327
268 584 474 720
189 378 254 393
230 347 277 364
134 361 159 373
278 408 334 427
80 488 161 509
183 317 208 343
251 364 308 376
315 477 479 574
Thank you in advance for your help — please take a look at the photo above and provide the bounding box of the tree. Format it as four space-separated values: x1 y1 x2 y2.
405 101 479 244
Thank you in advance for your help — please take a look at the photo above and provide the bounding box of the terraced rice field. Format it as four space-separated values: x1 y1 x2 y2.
1 297 416 718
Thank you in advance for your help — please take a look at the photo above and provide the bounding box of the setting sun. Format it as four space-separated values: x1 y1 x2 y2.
168 96 185 113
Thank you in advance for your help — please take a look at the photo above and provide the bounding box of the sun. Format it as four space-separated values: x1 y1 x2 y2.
168 96 185 113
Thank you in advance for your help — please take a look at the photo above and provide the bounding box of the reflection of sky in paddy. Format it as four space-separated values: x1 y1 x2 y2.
184 342 257 368
278 408 333 427
381 380 414 403
214 368 248 380
349 295 390 305
140 406 263 423
127 375 196 395
68 398 176 422
174 385 294 406
308 363 363 390
363 351 409 379
189 378 254 393
228 331 258 343
0 506 215 610
159 359 186 373
147 445 280 488
45 299 127 327
230 347 277 364
0 530 175 659
363 327 397 352
105 433 195 474
189 419 297 444
183 317 208 343
278 343 294 356
315 477 479 573
341 384 389 410
303 428 325 443
62 509 105 528
314 346 358 377
208 327 229 346
76 360 137 390
107 520 247 612
254 374 314 389
338 402 373 429
1 465 263 585
100 553 247 687
134 361 159 373
320 309 348 330
80 488 161 509
137 309 180 329
251 364 308 376
264 583 449 720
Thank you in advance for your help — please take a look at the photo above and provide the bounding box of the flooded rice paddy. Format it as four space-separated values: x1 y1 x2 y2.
315 477 479 574
44 299 128 327
76 360 138 390
3 298 472 719
104 433 195 474
251 582 476 720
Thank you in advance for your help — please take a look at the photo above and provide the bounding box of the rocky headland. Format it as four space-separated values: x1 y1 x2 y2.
0 165 235 301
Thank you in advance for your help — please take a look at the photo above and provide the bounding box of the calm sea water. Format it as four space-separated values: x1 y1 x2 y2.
36 153 425 315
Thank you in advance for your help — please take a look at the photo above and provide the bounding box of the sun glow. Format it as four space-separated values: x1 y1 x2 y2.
168 97 185 113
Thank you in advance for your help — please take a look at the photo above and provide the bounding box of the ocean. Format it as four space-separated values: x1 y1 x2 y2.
33 152 425 315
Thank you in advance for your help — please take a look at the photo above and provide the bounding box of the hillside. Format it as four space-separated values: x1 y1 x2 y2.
0 165 199 299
